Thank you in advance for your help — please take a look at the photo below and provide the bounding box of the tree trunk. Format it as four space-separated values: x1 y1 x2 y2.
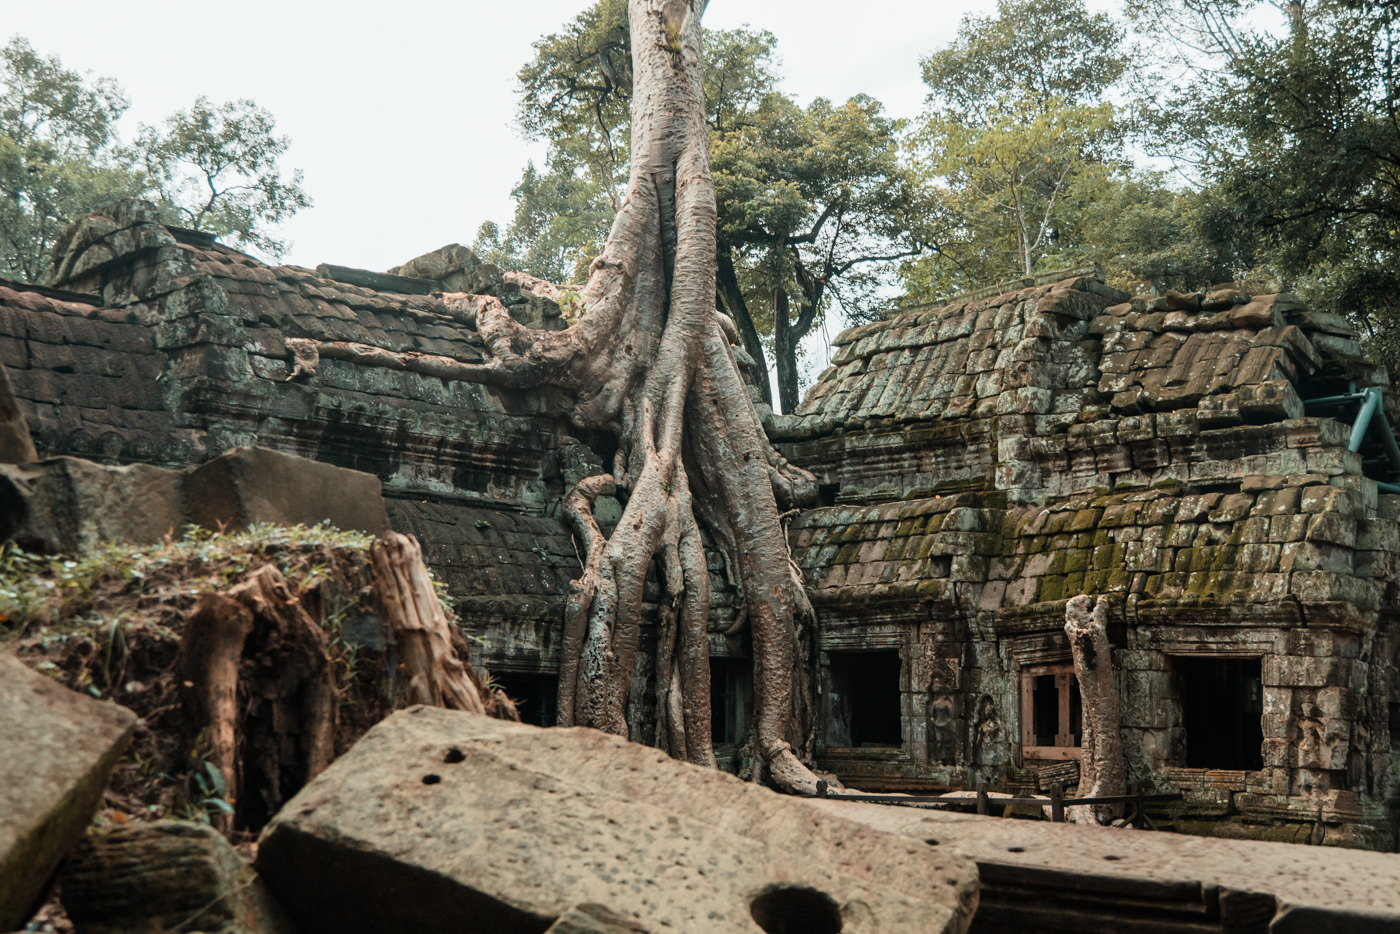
434 0 821 792
174 536 514 831
1064 594 1125 824
773 288 800 415
370 532 494 714
716 245 772 408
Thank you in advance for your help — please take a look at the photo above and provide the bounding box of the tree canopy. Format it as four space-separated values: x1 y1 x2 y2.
0 36 137 281
1129 0 1400 369
132 97 311 259
898 0 1240 303
0 36 309 280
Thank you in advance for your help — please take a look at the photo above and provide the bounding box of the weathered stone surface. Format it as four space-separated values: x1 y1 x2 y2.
0 447 390 552
0 457 186 552
186 445 390 535
0 652 137 931
806 797 1400 934
0 359 35 464
256 707 978 933
59 820 294 934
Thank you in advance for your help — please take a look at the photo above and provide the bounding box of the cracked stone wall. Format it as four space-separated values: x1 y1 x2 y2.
776 270 1400 848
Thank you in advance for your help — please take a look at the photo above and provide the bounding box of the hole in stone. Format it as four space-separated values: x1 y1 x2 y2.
750 886 842 934
444 747 466 764
1006 846 1025 853
1103 854 1122 861
924 838 940 846
422 774 442 785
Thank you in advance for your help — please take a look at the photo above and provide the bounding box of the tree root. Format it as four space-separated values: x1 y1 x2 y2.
174 533 511 832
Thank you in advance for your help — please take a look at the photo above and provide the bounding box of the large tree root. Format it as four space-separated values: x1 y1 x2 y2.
370 0 825 794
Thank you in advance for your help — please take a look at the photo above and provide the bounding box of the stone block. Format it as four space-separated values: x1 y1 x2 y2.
0 361 36 464
0 652 137 931
60 821 295 934
185 446 390 535
257 707 978 934
1263 654 1352 688
0 457 187 552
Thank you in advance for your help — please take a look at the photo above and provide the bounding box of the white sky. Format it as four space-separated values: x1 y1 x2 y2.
0 0 1122 272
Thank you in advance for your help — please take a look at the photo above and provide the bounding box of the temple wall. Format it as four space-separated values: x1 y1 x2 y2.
6 204 1400 847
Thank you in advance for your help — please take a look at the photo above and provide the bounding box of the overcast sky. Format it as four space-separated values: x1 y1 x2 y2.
5 0 1120 272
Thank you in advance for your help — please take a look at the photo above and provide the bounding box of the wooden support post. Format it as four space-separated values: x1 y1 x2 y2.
976 782 989 816
1051 781 1065 823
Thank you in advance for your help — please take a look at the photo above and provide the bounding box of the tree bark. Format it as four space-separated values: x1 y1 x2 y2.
429 0 821 792
370 532 494 714
1064 594 1125 824
174 535 514 831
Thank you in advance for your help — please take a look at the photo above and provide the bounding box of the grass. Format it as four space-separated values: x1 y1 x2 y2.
0 521 378 642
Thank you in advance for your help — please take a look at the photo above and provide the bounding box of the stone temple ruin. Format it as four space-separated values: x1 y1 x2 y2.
4 200 1400 850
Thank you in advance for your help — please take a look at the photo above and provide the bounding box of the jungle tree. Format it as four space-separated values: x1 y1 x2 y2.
452 0 822 792
490 2 920 412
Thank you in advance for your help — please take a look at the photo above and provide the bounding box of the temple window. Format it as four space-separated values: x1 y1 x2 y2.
1020 661 1082 760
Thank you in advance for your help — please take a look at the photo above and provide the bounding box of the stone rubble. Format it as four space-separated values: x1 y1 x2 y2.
0 653 136 932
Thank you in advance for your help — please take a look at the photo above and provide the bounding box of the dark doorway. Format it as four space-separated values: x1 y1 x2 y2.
492 672 559 727
710 657 753 747
827 650 902 748
1176 657 1263 770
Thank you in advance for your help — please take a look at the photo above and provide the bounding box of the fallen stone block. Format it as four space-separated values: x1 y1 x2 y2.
60 820 295 934
0 457 185 553
185 446 389 535
256 706 978 934
0 652 137 931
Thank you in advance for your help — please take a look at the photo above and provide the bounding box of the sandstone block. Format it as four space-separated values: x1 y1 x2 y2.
0 652 137 931
185 446 390 535
0 457 186 552
60 821 295 934
256 707 978 934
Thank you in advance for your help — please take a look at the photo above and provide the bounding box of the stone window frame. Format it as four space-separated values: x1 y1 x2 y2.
1019 661 1083 761
1163 650 1266 773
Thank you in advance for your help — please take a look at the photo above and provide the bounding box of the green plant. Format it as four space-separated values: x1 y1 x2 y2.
188 760 234 824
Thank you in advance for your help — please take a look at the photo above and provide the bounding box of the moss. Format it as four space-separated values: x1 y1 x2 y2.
1106 567 1133 590
1063 549 1091 574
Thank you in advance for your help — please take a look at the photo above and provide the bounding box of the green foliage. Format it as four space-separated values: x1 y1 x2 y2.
920 0 1130 119
901 0 1230 302
0 36 309 280
0 36 142 281
1134 0 1400 373
0 522 376 637
486 0 631 282
131 97 311 260
498 3 921 411
188 759 234 823
714 92 923 410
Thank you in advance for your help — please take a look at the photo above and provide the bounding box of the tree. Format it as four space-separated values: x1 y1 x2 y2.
901 0 1133 300
714 93 923 413
494 3 920 412
451 0 822 792
132 97 311 260
0 36 141 281
1132 0 1400 371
